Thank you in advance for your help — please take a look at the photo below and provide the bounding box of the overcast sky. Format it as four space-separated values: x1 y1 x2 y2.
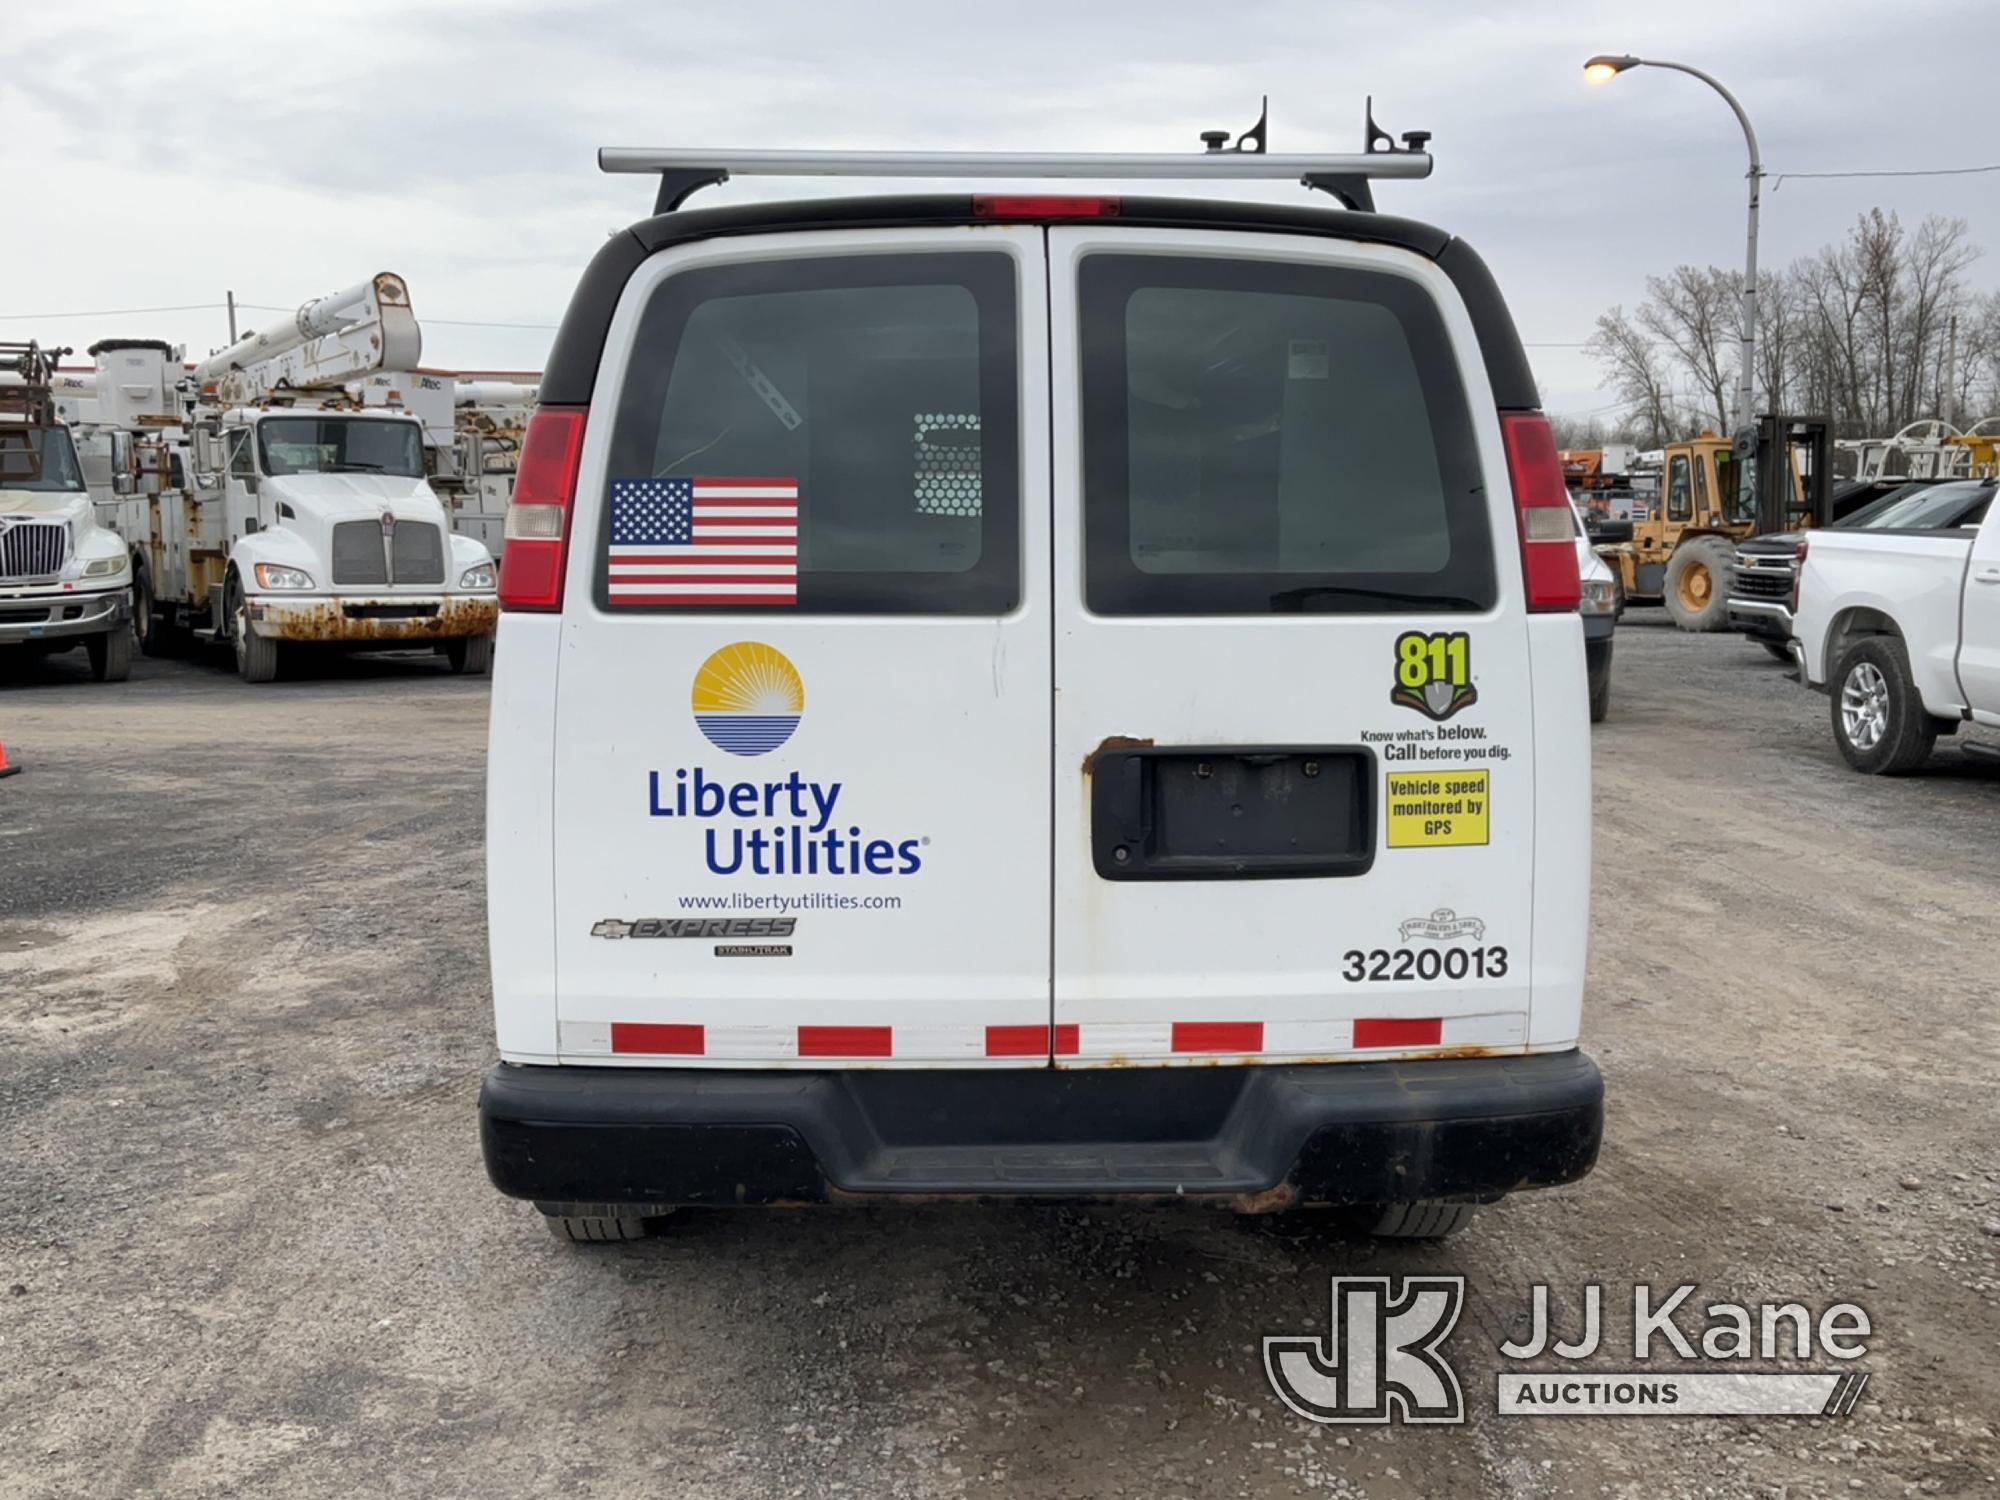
5 0 1996 419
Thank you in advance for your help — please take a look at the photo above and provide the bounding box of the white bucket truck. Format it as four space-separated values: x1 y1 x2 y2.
76 274 499 682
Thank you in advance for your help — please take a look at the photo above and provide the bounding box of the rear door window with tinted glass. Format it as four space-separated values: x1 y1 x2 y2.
1077 254 1494 615
602 253 1019 614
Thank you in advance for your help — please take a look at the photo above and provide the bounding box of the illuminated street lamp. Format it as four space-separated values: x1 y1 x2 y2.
1586 53 1763 438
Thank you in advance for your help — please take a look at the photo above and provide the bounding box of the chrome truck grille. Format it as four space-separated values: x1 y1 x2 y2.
329 520 445 586
1731 554 1795 602
0 519 69 581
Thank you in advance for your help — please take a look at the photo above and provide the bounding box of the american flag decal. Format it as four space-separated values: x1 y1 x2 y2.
606 476 799 606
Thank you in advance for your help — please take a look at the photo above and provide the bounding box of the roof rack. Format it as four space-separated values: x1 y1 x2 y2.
602 99 1433 215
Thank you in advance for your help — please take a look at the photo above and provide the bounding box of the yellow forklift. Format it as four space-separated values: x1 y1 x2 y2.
1594 415 1830 631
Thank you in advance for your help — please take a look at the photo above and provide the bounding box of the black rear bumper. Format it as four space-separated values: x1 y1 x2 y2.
480 1051 1603 1208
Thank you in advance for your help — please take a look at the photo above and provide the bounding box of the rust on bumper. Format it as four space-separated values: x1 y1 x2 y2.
250 595 499 644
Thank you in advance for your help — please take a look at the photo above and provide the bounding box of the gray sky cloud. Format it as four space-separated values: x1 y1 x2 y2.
5 0 1996 415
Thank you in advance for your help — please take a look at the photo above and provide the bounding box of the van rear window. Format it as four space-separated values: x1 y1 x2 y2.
601 252 1019 614
1078 254 1495 614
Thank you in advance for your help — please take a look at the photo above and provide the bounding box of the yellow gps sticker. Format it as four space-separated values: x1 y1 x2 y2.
1386 769 1490 848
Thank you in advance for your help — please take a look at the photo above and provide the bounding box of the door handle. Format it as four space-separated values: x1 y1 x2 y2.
1975 568 2000 584
1110 755 1150 850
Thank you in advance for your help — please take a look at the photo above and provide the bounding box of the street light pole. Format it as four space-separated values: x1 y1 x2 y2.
1586 54 1763 437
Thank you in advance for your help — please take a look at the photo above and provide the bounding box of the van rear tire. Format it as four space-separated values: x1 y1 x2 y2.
535 1202 663 1243
1362 1200 1478 1240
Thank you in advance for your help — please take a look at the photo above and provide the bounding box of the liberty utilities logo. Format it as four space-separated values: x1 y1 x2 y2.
1263 1277 1466 1425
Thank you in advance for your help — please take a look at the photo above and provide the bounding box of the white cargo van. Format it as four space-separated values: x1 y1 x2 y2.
482 140 1602 1243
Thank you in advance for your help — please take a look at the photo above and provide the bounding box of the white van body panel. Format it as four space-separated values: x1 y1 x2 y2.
546 227 1052 1068
498 219 1589 1074
1045 228 1553 1065
1525 613 1589 1048
488 612 564 1062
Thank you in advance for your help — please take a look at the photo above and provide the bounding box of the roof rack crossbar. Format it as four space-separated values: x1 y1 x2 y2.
601 147 1431 184
602 147 1432 215
605 100 1435 214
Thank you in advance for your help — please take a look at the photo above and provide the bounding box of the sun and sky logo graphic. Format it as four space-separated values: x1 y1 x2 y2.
691 641 804 757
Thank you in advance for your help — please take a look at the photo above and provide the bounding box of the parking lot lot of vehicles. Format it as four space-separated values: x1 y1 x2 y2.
4 624 1997 1499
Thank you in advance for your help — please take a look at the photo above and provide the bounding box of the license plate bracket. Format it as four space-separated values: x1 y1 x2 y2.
1089 745 1376 881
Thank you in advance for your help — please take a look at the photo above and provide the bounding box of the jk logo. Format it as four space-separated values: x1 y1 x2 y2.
1263 1277 1466 1425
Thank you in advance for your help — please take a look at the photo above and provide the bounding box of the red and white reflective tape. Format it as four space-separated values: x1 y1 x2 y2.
558 1012 1525 1060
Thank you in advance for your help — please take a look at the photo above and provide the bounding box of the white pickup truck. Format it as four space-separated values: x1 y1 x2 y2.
1792 478 1999 773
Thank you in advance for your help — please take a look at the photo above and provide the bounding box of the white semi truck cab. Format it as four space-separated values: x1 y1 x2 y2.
184 400 499 680
0 341 135 682
76 275 500 682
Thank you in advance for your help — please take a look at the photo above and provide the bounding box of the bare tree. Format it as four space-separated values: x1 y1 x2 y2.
1581 210 1998 442
1584 307 1678 447
1638 265 1739 431
1850 209 1908 424
1963 290 2000 421
1756 265 1799 417
1795 239 1872 430
1549 412 1610 452
1899 216 1980 422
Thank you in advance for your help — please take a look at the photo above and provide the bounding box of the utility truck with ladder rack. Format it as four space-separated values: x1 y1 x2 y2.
480 114 1604 1245
74 274 499 681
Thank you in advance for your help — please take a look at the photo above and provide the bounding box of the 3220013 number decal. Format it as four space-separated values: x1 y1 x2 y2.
1341 946 1509 982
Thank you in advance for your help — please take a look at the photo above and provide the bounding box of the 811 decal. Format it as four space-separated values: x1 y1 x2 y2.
1391 631 1477 722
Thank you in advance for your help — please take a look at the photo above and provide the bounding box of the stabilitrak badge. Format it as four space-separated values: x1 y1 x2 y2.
1391 631 1478 722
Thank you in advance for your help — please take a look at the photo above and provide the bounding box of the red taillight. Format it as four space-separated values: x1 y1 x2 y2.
497 405 586 612
1500 411 1583 612
971 194 1121 220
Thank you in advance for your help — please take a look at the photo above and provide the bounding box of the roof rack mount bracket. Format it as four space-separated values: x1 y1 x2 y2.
1300 174 1374 212
654 167 729 216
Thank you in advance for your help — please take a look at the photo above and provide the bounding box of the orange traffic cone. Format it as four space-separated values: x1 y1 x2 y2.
0 741 18 779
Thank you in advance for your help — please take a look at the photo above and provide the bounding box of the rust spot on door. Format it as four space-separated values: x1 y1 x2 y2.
1081 734 1153 777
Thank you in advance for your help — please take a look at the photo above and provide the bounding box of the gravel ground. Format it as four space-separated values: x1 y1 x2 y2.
1 621 1997 1499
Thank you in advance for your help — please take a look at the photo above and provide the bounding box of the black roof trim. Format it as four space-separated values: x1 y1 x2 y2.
86 338 177 357
538 194 1538 411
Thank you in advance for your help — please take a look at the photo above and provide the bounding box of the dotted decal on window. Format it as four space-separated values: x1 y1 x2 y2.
914 413 982 517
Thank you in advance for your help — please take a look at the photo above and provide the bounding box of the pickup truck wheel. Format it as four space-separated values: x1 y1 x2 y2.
1663 537 1734 632
85 625 132 683
535 1202 663 1244
444 633 494 675
228 577 282 684
1362 1200 1477 1240
1832 637 1937 775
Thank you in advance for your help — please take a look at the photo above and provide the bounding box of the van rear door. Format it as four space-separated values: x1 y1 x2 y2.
549 228 1052 1066
1046 227 1544 1066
